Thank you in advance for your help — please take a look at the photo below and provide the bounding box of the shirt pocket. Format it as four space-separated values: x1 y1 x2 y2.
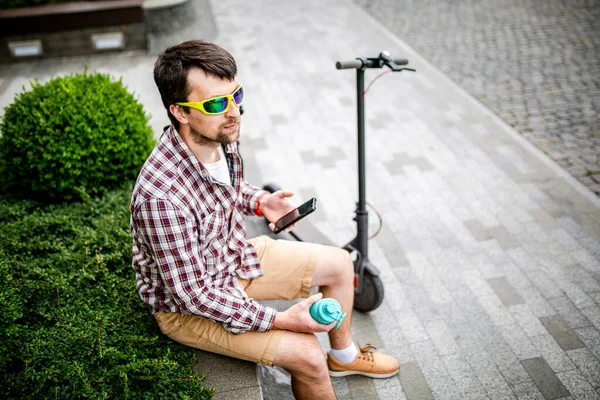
199 205 227 270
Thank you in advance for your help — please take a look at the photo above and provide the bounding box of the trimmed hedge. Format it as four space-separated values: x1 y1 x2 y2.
0 188 213 399
0 71 155 201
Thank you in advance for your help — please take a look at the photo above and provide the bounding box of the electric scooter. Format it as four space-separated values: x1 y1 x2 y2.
264 51 415 312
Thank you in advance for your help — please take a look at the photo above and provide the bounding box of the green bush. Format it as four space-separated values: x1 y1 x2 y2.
0 188 213 399
0 71 155 201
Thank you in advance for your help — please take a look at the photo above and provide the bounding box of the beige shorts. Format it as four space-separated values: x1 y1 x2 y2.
154 235 321 366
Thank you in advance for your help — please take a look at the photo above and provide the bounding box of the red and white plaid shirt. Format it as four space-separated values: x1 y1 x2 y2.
130 126 275 334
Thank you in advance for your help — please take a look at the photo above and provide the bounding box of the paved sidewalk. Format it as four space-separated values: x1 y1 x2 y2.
352 0 600 196
1 0 600 399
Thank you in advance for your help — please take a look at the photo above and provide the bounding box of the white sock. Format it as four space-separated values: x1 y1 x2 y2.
330 342 359 364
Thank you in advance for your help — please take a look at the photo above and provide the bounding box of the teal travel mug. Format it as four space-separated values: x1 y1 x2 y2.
309 298 347 330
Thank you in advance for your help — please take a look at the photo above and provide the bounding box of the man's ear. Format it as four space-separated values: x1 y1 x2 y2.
169 104 189 126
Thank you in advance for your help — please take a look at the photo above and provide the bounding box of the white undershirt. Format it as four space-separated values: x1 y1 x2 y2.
203 146 231 186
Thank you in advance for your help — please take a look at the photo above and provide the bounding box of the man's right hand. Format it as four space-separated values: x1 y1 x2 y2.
272 293 337 333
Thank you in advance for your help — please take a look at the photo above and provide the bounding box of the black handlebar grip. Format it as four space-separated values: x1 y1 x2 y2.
336 60 363 69
394 59 409 65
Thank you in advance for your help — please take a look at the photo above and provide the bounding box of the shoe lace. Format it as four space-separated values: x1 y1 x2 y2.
357 343 376 362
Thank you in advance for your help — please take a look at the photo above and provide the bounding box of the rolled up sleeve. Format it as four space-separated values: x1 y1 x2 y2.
240 179 267 216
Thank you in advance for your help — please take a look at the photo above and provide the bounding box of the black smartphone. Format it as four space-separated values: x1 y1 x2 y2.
273 198 317 234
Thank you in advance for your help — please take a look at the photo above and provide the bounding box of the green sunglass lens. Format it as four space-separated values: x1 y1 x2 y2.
203 97 228 114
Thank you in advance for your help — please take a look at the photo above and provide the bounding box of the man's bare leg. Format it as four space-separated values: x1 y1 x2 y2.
310 247 355 350
272 331 337 400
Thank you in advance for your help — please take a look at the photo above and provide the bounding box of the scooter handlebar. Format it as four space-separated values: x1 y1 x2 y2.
336 60 363 69
336 58 409 69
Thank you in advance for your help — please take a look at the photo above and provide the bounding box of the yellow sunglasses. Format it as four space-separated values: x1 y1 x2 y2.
176 85 244 115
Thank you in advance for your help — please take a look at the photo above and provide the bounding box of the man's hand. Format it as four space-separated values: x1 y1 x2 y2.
272 293 337 333
259 190 299 233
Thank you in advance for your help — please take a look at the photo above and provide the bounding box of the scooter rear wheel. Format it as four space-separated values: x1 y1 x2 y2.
353 271 384 312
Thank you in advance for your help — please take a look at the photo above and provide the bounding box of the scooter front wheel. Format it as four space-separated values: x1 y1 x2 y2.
353 271 384 312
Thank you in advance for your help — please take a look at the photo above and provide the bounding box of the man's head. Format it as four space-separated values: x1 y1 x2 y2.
154 40 241 146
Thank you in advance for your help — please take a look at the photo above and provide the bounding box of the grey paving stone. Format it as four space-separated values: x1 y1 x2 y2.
374 377 407 400
425 319 460 357
212 387 263 400
464 219 494 241
488 276 526 307
512 305 550 337
512 381 546 400
345 375 379 400
195 352 261 399
529 334 576 374
521 357 570 400
399 361 435 400
539 316 586 352
566 348 600 389
376 223 411 267
465 347 516 399
547 297 593 330
463 269 497 297
467 307 508 349
396 308 430 344
500 324 540 361
488 341 534 386
552 279 597 310
331 376 351 399
471 251 505 280
392 230 423 254
507 247 542 273
409 340 462 399
519 287 558 318
575 327 600 361
350 311 385 349
479 293 519 326
579 307 600 331
549 229 584 253
564 264 600 295
527 270 564 300
572 250 600 277
530 208 560 231
556 369 600 400
442 354 487 398
491 226 521 249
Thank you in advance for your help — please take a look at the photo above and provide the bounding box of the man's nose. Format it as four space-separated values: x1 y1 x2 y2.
226 100 241 118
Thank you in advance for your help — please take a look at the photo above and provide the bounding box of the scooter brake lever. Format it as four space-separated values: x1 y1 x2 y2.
379 51 416 72
385 63 417 72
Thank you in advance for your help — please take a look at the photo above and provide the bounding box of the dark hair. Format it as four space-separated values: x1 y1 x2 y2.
153 40 237 129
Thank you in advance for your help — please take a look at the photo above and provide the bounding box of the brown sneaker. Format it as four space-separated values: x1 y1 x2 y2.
327 343 400 378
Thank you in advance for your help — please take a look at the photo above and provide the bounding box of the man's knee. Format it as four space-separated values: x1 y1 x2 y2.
312 246 354 287
328 247 354 281
273 332 329 378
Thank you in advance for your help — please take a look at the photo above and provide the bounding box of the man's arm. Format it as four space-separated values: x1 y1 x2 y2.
134 198 276 334
240 179 268 216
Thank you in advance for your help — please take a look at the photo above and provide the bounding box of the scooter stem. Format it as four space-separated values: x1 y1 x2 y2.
354 67 369 260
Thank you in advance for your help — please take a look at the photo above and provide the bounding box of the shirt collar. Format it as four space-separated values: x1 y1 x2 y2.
164 125 238 180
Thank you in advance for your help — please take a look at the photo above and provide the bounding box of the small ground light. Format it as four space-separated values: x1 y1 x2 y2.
91 32 124 51
8 40 42 57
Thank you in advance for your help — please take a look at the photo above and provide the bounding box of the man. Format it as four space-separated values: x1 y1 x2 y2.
130 40 399 399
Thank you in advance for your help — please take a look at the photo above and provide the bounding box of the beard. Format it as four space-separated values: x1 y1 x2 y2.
189 118 240 146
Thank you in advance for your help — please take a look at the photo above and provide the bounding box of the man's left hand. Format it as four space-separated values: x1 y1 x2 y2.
259 190 298 233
